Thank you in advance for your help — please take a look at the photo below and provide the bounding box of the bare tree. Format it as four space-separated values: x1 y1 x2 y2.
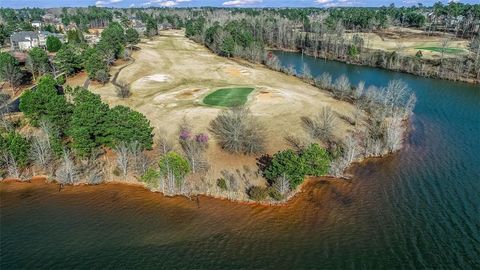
30 134 52 169
302 106 336 142
180 139 208 173
285 64 296 76
56 150 78 185
384 117 403 153
2 152 21 179
440 37 450 65
115 81 131 99
329 157 349 178
333 74 351 100
158 131 174 156
343 134 359 164
86 167 104 185
0 108 13 131
301 63 313 82
265 53 281 70
273 174 290 196
315 72 332 89
284 134 311 152
128 141 150 176
209 107 265 155
353 81 365 99
114 142 129 179
0 61 22 96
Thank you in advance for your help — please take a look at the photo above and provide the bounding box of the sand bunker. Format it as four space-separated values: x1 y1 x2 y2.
142 74 170 82
154 88 208 103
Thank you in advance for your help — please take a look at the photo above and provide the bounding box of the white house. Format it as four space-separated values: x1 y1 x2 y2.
32 21 42 28
10 31 65 51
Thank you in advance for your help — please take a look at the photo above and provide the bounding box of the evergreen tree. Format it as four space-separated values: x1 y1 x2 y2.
125 28 140 49
54 44 82 75
0 52 22 94
46 35 62 52
19 75 72 131
68 89 109 156
105 105 154 150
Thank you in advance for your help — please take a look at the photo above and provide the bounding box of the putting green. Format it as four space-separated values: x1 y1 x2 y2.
415 47 464 54
203 87 254 107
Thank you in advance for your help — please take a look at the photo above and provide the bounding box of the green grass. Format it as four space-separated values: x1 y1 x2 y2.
203 87 255 107
415 47 464 54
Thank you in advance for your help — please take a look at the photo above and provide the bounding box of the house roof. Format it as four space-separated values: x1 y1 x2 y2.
10 31 37 42
10 31 62 42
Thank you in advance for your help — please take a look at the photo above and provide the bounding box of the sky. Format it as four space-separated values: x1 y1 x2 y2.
0 0 477 9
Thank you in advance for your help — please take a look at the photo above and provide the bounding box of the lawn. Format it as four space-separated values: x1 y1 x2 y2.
203 87 255 107
415 47 464 54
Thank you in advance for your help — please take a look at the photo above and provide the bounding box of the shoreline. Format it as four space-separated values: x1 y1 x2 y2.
268 47 479 85
0 150 401 206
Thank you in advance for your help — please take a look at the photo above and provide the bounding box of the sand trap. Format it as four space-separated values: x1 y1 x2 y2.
142 74 170 82
154 88 209 103
133 74 172 89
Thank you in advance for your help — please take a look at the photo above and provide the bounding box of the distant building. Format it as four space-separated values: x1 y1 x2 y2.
84 34 100 45
10 31 65 51
31 21 42 28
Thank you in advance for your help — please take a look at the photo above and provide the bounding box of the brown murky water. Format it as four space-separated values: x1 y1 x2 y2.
2 53 479 269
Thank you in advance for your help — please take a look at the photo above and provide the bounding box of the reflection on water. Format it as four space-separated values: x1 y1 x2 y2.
1 52 479 269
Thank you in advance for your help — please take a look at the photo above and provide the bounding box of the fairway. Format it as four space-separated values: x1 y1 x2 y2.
203 87 255 107
415 47 464 54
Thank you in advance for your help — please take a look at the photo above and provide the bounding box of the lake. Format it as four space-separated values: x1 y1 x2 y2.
1 52 479 269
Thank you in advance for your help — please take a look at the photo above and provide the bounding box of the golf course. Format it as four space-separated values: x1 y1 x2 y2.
87 30 363 200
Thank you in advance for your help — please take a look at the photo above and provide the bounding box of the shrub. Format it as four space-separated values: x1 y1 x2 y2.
268 187 283 201
115 81 131 98
415 50 423 59
217 178 228 190
95 69 109 84
56 75 66 85
141 168 160 187
247 185 269 201
159 152 191 187
264 144 331 189
209 107 264 155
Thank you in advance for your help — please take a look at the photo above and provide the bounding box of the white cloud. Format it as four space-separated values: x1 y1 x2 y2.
159 0 177 6
223 0 263 7
152 0 191 7
95 0 123 7
315 0 354 7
